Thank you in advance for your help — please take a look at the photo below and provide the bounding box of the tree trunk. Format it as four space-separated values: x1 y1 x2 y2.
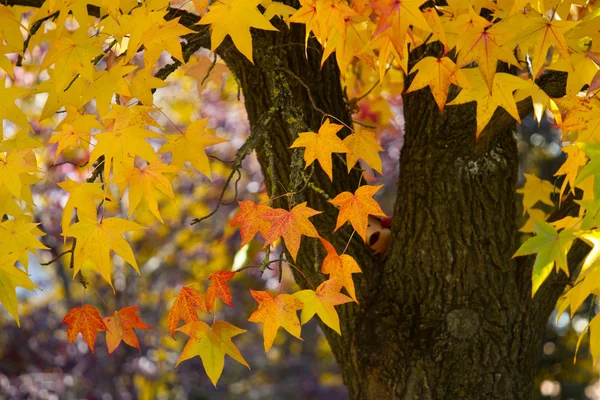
217 20 574 400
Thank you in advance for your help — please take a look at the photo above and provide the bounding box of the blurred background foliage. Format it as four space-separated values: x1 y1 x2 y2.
0 6 598 400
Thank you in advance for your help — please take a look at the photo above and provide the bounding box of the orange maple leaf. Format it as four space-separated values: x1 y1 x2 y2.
229 200 272 247
320 239 361 302
167 286 208 337
62 304 108 353
248 290 303 353
329 185 386 242
104 305 150 354
289 119 349 181
262 202 321 261
206 270 236 311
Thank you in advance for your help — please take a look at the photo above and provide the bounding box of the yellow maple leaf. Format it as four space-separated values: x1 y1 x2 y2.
198 0 278 63
447 68 531 136
114 159 177 223
406 56 470 112
81 60 137 116
40 31 103 92
248 290 303 353
0 77 30 132
293 278 352 335
0 149 39 199
62 215 147 289
0 254 39 327
343 130 383 174
554 145 587 199
129 67 167 106
140 18 195 66
57 178 107 228
89 105 163 178
158 118 227 179
503 11 578 78
0 216 49 271
175 320 249 386
289 119 349 181
516 173 555 215
49 107 103 160
370 0 431 59
455 20 520 92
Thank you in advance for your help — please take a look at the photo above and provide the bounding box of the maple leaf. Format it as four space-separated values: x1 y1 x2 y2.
229 200 272 247
248 290 303 353
447 68 531 136
129 67 167 106
89 105 163 178
40 31 103 91
198 0 278 63
371 0 431 59
0 77 30 131
0 5 23 51
167 286 208 337
0 255 39 327
343 130 384 174
0 149 39 199
320 239 361 302
49 108 103 160
63 215 147 289
0 216 49 271
58 178 106 228
62 304 108 353
185 55 230 95
158 118 228 179
81 61 136 117
206 270 236 311
140 18 196 66
175 320 249 386
554 145 587 199
289 0 319 49
289 119 349 181
516 173 555 215
513 81 556 125
455 22 520 92
508 12 578 78
103 305 150 354
406 56 470 112
329 185 386 242
114 159 177 223
294 278 352 334
321 13 373 78
262 202 321 261
35 71 86 121
514 221 575 296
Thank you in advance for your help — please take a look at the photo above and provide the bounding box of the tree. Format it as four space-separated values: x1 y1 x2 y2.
0 0 599 398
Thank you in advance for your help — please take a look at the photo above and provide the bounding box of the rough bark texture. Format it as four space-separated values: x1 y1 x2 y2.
6 0 584 398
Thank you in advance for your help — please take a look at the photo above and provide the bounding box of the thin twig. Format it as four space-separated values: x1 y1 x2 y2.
40 249 73 266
